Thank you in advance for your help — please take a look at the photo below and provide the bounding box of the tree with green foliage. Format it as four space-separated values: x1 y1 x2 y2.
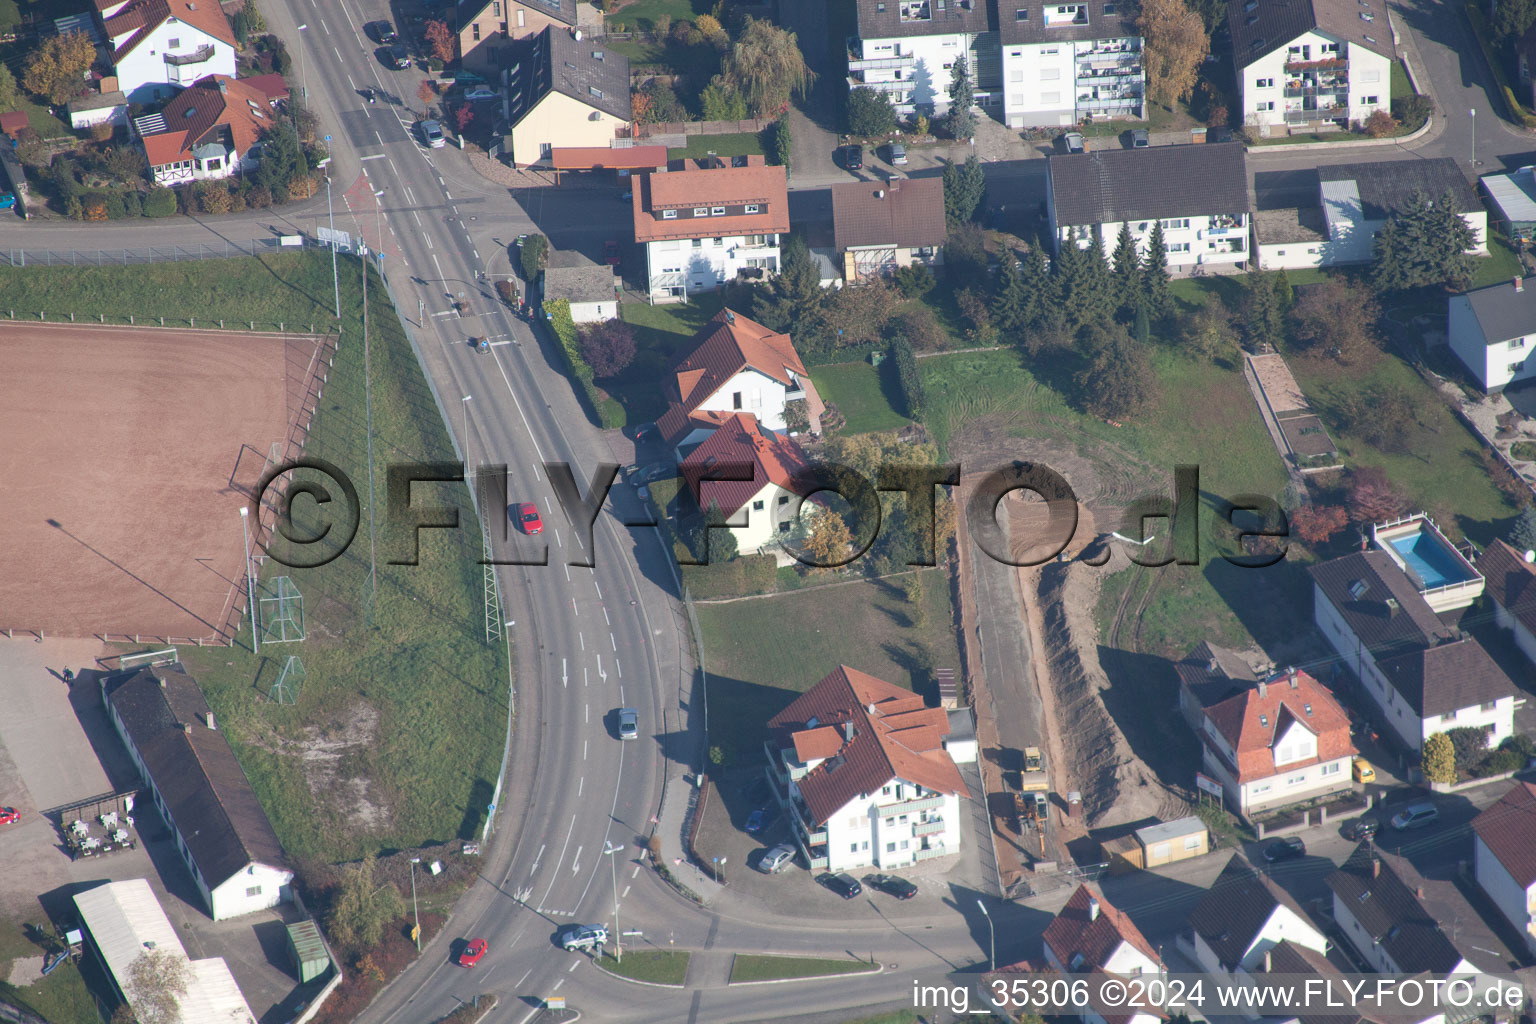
1272 268 1294 311
1241 268 1284 350
1111 222 1142 317
945 221 989 283
1083 227 1115 323
1511 505 1536 554
1134 302 1151 345
24 30 96 105
325 854 404 953
242 0 267 32
640 79 687 122
1076 323 1154 419
125 949 191 1024
520 233 548 282
1052 231 1091 329
752 233 821 331
773 117 792 178
1140 221 1171 318
991 251 1034 342
232 9 250 46
889 336 925 416
1494 0 1536 40
846 86 897 136
1371 190 1477 293
701 500 739 562
722 18 812 116
251 121 306 200
0 63 18 112
942 153 985 224
1185 303 1238 363
143 187 177 217
943 56 976 139
1421 732 1455 784
700 77 748 120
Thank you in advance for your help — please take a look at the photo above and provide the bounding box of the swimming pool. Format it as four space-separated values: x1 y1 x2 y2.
1388 532 1474 590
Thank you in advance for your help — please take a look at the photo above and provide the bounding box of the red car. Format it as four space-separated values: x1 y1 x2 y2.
0 807 19 825
511 501 543 535
603 240 621 267
457 937 487 967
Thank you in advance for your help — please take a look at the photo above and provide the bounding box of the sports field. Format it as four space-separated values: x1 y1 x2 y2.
0 321 328 642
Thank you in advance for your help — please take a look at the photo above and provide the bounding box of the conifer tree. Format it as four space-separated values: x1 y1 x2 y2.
1112 222 1143 318
1141 221 1171 319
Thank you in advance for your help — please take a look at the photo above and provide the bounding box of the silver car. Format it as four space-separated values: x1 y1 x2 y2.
618 707 638 740
757 842 796 873
888 142 908 165
560 924 609 951
419 120 446 148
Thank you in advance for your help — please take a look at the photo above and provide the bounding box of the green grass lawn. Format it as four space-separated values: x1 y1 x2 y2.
1473 233 1523 288
1 252 507 864
696 568 960 764
728 953 879 983
596 950 691 985
810 361 912 435
667 132 766 161
606 0 712 31
613 298 723 423
1391 59 1412 102
0 961 103 1023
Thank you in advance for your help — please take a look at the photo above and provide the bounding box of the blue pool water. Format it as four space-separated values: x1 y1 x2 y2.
1388 532 1470 590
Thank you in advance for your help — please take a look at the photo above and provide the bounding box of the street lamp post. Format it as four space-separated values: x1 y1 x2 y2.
316 158 339 318
461 394 472 474
409 857 421 951
603 841 622 962
977 899 995 975
239 507 258 655
372 188 386 262
295 24 309 104
1470 108 1478 166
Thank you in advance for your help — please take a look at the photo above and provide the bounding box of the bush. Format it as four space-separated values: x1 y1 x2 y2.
544 299 623 428
578 319 637 378
846 87 897 136
103 192 126 219
142 186 176 217
120 190 141 217
772 118 791 178
1363 109 1397 137
1421 732 1455 784
893 264 935 298
1393 93 1432 128
889 336 924 416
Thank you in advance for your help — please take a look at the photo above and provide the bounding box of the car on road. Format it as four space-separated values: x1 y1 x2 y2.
887 142 907 165
1352 757 1376 783
744 807 771 833
1391 802 1439 831
1062 132 1086 153
819 872 863 899
464 85 498 102
1262 836 1306 863
603 239 621 266
758 842 796 873
510 501 543 535
1343 817 1378 841
618 707 638 740
634 462 674 484
864 873 918 900
456 937 487 967
560 924 608 952
388 43 411 69
418 120 445 148
841 144 864 170
634 481 650 503
0 193 14 211
368 20 398 43
0 807 19 825
1130 128 1149 148
454 70 486 84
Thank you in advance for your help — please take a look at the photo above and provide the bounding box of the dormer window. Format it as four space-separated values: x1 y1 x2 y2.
1016 6 1028 17
744 203 759 213
711 206 725 215
1259 714 1269 728
661 209 677 219
693 207 709 216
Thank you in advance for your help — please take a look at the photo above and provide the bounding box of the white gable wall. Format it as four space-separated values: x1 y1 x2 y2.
110 19 236 105
1238 32 1388 133
208 862 293 921
694 367 794 433
1473 833 1536 957
1448 293 1536 391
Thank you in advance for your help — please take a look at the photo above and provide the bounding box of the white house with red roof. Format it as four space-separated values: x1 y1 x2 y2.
657 309 809 450
95 0 237 105
136 75 279 185
765 665 967 872
1472 780 1536 956
633 156 789 303
1039 886 1165 1024
680 412 810 557
1199 667 1356 815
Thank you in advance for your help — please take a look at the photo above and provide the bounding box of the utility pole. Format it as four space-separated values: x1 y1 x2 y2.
362 234 377 619
295 24 309 105
316 158 339 318
604 842 622 962
462 394 473 473
1470 107 1478 167
977 899 995 975
239 507 258 654
408 858 421 951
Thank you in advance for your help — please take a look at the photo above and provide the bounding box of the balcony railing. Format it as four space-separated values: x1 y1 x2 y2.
914 818 946 836
884 793 944 816
165 44 216 66
1077 67 1140 84
1283 106 1345 124
844 77 912 95
914 844 950 861
804 827 827 845
848 52 915 73
1283 56 1348 73
1080 51 1141 68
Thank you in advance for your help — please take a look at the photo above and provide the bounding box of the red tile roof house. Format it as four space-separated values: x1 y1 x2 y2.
764 665 968 873
831 176 947 284
94 0 238 105
1471 780 1536 958
1187 854 1328 976
136 75 279 186
1197 666 1357 816
679 412 811 559
1030 886 1166 1024
632 155 789 304
656 308 811 451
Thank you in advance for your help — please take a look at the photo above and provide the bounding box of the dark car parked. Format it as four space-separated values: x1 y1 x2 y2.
818 872 862 899
369 20 398 43
388 43 411 69
1343 818 1378 841
1263 836 1306 863
841 144 864 170
864 873 918 900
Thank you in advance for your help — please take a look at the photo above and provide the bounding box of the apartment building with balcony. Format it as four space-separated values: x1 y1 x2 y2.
95 0 237 105
1227 0 1393 134
1000 0 1144 127
765 666 967 873
846 0 999 117
1046 143 1250 273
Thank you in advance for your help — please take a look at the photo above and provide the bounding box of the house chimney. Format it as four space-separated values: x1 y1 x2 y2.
1288 666 1299 689
725 309 735 324
1257 679 1267 698
1088 896 1101 921
1263 948 1272 973
206 712 216 730
1517 276 1525 293
1207 657 1219 673
1415 885 1424 899
1372 856 1381 879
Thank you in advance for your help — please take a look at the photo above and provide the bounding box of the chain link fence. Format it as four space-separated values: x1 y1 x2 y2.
0 237 288 267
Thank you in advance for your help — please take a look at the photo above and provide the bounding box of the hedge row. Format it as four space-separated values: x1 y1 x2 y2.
1463 3 1536 128
542 298 624 428
681 554 780 598
889 337 924 417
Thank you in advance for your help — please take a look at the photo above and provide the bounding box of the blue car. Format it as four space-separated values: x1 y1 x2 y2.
0 193 15 210
745 807 770 833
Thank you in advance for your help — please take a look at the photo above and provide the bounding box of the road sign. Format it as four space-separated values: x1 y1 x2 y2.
317 226 352 252
324 134 332 142
410 924 419 943
1195 771 1223 798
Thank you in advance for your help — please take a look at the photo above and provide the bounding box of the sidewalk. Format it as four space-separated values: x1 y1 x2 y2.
654 772 724 905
